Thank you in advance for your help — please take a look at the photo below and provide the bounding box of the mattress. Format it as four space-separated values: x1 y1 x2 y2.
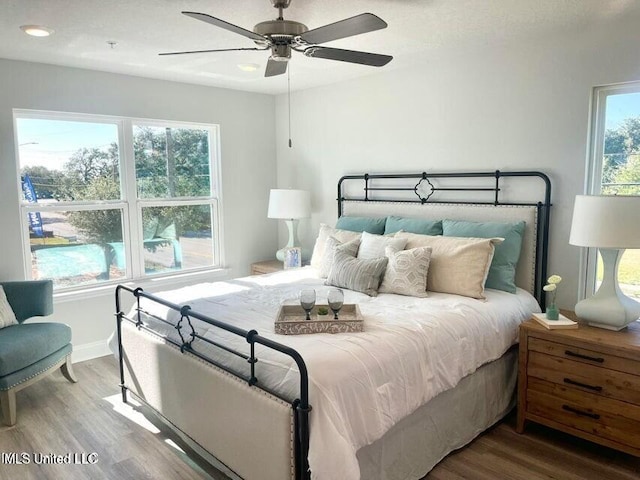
113 267 539 480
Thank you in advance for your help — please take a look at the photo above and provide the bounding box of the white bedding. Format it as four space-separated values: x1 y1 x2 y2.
116 266 540 480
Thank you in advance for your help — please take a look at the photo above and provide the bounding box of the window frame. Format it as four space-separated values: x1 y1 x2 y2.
582 81 640 299
14 109 223 292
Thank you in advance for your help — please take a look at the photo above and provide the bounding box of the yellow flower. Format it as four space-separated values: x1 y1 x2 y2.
547 275 562 284
543 284 557 292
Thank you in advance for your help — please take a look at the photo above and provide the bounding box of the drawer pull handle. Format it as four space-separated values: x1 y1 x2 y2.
563 378 603 392
562 404 600 420
564 350 604 363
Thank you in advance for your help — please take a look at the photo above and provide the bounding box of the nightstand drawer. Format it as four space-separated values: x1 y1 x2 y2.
528 351 640 404
529 337 640 375
528 377 640 422
527 386 640 450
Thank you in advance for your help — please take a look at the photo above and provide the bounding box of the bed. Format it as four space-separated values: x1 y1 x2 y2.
113 170 552 480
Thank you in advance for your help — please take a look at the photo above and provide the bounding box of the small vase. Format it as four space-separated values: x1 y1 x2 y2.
546 304 559 320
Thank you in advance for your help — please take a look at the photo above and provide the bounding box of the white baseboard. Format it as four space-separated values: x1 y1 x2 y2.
72 340 112 363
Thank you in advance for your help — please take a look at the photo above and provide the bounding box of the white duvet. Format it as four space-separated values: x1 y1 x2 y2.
120 267 540 480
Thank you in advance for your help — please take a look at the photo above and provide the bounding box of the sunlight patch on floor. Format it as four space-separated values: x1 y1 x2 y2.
103 393 161 434
165 438 186 454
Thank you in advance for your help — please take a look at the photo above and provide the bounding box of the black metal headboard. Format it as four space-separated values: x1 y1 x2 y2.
337 170 551 306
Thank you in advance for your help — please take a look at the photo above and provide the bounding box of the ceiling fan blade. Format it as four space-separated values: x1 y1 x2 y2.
304 46 392 67
265 58 288 77
300 13 387 45
182 11 266 42
159 47 266 56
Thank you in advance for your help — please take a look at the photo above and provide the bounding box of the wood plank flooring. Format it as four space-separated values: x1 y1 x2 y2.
1 356 638 480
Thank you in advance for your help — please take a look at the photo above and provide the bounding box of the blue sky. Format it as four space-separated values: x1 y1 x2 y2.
17 118 118 171
605 92 640 130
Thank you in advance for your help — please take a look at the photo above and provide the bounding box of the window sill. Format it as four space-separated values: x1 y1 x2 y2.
53 267 232 304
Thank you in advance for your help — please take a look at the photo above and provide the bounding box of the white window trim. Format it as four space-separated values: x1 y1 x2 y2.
581 81 640 300
14 109 224 294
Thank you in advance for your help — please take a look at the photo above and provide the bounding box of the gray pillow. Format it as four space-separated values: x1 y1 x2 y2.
326 249 388 297
318 237 361 278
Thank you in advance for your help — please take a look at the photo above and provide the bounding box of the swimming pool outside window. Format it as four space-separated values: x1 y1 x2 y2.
15 111 221 291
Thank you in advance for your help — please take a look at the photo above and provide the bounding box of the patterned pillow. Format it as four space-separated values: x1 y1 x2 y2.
357 231 407 260
0 286 18 329
379 246 432 297
318 237 361 278
310 224 361 271
326 250 388 297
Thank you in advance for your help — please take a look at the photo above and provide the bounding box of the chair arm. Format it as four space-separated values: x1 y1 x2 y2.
0 280 53 323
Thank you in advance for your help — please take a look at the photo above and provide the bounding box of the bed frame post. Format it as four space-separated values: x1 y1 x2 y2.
115 285 128 403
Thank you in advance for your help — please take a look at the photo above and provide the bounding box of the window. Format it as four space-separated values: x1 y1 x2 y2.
586 83 640 300
15 111 221 291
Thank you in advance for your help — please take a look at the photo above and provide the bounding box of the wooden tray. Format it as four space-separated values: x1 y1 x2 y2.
275 304 363 335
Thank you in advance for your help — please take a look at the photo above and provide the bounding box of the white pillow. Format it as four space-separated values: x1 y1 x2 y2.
397 232 503 299
318 236 360 278
0 286 18 329
357 231 407 260
379 246 432 297
310 224 361 271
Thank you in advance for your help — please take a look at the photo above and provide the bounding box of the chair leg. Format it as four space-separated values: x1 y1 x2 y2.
0 389 17 427
60 356 78 383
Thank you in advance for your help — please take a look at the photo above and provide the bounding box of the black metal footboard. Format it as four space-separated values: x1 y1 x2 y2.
115 285 311 480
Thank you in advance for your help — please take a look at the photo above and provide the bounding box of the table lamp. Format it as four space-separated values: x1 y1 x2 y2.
268 189 311 262
569 195 640 330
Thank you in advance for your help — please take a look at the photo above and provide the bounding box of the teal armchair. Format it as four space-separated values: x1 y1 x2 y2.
0 280 77 426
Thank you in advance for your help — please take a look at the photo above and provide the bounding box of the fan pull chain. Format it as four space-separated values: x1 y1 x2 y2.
288 65 292 148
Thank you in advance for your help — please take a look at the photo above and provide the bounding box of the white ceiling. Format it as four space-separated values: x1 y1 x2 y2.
2 0 638 95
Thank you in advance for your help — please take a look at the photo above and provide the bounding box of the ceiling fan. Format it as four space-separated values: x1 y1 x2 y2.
159 0 393 77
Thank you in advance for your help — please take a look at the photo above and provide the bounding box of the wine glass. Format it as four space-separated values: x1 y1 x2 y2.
300 289 316 321
328 288 344 320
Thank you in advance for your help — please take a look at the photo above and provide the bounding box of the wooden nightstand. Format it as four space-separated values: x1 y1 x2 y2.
250 260 283 275
517 311 640 456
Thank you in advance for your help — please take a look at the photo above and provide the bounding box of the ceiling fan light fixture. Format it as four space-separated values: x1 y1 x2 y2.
238 63 260 72
20 25 54 37
161 3 392 78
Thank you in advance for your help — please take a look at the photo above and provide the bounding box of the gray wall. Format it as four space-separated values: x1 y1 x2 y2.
274 11 640 309
0 59 277 360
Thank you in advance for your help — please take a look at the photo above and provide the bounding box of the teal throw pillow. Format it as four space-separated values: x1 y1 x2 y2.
384 216 443 236
442 219 525 294
335 216 386 235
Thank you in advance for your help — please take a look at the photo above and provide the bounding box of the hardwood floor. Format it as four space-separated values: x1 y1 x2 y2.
1 356 638 480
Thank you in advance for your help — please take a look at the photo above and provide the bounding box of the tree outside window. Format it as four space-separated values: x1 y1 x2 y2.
16 113 220 290
591 86 640 299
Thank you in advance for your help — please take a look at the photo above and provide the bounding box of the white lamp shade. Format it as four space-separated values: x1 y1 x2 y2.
267 189 311 219
569 195 640 249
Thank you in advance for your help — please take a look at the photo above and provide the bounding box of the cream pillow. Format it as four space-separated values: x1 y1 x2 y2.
318 237 361 278
310 224 361 271
379 246 432 297
397 232 503 299
0 286 18 329
357 231 407 260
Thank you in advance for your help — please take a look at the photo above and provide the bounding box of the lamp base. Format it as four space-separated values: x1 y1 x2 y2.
275 219 299 263
576 294 640 331
575 248 640 331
